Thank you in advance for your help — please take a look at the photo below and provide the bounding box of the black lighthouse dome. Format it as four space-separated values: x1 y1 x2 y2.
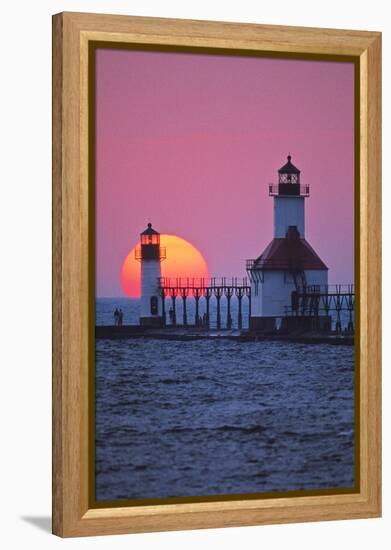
141 222 159 236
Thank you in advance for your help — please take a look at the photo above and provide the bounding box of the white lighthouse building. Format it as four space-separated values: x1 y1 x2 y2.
247 155 328 329
136 223 166 327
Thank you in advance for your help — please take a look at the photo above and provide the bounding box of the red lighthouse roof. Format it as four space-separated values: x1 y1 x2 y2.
252 226 327 271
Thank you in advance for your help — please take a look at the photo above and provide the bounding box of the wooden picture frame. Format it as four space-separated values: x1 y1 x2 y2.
52 11 381 537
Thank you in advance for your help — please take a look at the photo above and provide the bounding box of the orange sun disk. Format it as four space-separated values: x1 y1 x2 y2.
120 234 209 298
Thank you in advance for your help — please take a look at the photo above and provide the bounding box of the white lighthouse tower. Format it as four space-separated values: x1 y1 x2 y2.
247 155 328 329
136 223 166 327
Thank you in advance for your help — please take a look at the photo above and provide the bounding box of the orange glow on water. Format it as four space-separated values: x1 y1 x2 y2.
120 234 209 297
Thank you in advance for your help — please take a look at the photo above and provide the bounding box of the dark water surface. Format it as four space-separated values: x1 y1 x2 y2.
95 299 355 501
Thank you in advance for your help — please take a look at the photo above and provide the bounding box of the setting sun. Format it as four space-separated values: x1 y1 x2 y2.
120 235 209 297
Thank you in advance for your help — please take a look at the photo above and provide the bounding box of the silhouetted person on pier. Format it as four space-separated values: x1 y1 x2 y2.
169 307 174 324
118 308 123 326
114 308 119 326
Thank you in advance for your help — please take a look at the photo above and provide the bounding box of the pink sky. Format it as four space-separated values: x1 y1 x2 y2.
96 48 355 297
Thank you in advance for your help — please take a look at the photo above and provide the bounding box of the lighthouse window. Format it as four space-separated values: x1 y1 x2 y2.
141 233 160 245
150 296 158 315
279 173 299 184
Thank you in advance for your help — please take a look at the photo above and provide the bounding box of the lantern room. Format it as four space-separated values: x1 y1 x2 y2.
269 155 309 197
140 222 160 245
135 223 166 261
278 154 300 184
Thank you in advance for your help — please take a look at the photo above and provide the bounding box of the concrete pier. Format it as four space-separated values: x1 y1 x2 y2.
96 325 354 345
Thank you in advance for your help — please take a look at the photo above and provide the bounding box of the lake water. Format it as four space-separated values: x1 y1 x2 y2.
95 298 355 501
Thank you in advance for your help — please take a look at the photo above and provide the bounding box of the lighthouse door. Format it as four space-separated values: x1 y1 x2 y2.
150 296 158 315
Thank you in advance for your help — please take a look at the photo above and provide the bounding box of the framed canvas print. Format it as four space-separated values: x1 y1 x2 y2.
52 12 381 537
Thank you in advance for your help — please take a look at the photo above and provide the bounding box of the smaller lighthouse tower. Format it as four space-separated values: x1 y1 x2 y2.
136 223 166 327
